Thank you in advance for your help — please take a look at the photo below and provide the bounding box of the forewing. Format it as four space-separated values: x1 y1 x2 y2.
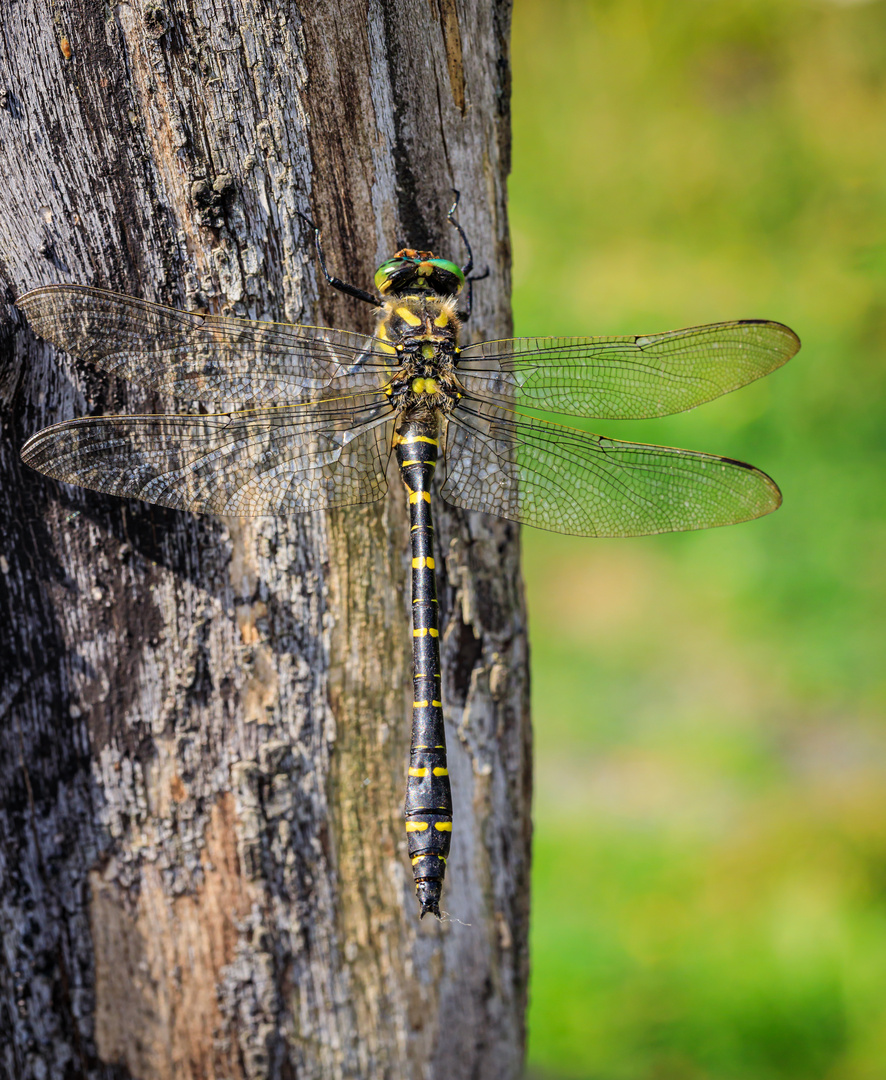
21 394 394 515
456 320 799 419
18 285 394 405
441 401 781 537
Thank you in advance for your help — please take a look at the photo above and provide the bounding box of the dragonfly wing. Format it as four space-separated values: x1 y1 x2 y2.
440 400 781 537
21 394 394 515
456 320 799 419
18 285 394 405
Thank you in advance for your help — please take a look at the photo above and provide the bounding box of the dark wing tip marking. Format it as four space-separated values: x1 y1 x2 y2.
718 456 782 511
457 318 801 422
733 318 802 359
441 401 785 536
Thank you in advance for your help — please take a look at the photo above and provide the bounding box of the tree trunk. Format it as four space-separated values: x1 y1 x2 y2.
0 2 530 1078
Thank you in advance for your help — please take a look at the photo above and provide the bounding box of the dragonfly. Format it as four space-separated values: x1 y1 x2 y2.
18 195 799 918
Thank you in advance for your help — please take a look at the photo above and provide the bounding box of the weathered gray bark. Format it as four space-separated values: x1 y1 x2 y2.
0 3 530 1079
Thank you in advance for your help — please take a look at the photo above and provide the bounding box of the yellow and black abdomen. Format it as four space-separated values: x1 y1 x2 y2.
395 417 453 918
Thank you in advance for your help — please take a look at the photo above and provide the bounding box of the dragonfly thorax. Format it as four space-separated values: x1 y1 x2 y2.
375 294 461 347
378 295 463 418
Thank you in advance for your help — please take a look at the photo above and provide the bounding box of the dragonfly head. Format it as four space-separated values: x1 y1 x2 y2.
375 249 466 298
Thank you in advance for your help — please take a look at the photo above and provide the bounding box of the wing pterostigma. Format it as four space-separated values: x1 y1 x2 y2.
441 399 781 537
456 320 799 419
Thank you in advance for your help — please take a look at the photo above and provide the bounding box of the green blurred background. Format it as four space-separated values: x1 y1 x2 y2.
509 2 886 1077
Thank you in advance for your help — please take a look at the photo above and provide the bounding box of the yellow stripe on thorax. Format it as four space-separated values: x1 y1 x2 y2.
394 305 422 326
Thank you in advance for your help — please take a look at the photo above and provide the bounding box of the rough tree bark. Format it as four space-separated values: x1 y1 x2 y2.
0 2 530 1078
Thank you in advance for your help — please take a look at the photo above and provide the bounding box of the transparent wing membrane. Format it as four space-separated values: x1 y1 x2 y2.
457 320 799 419
20 285 793 535
18 285 394 405
21 395 394 515
441 401 781 537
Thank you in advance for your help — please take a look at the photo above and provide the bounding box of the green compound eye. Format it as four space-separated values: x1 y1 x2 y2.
374 254 466 297
374 258 408 294
425 259 465 290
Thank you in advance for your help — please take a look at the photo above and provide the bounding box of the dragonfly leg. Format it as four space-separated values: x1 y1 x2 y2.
447 189 473 277
297 210 377 306
458 267 490 322
447 191 490 320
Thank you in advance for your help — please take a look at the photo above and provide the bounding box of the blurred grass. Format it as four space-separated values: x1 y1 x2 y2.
510 2 886 1077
